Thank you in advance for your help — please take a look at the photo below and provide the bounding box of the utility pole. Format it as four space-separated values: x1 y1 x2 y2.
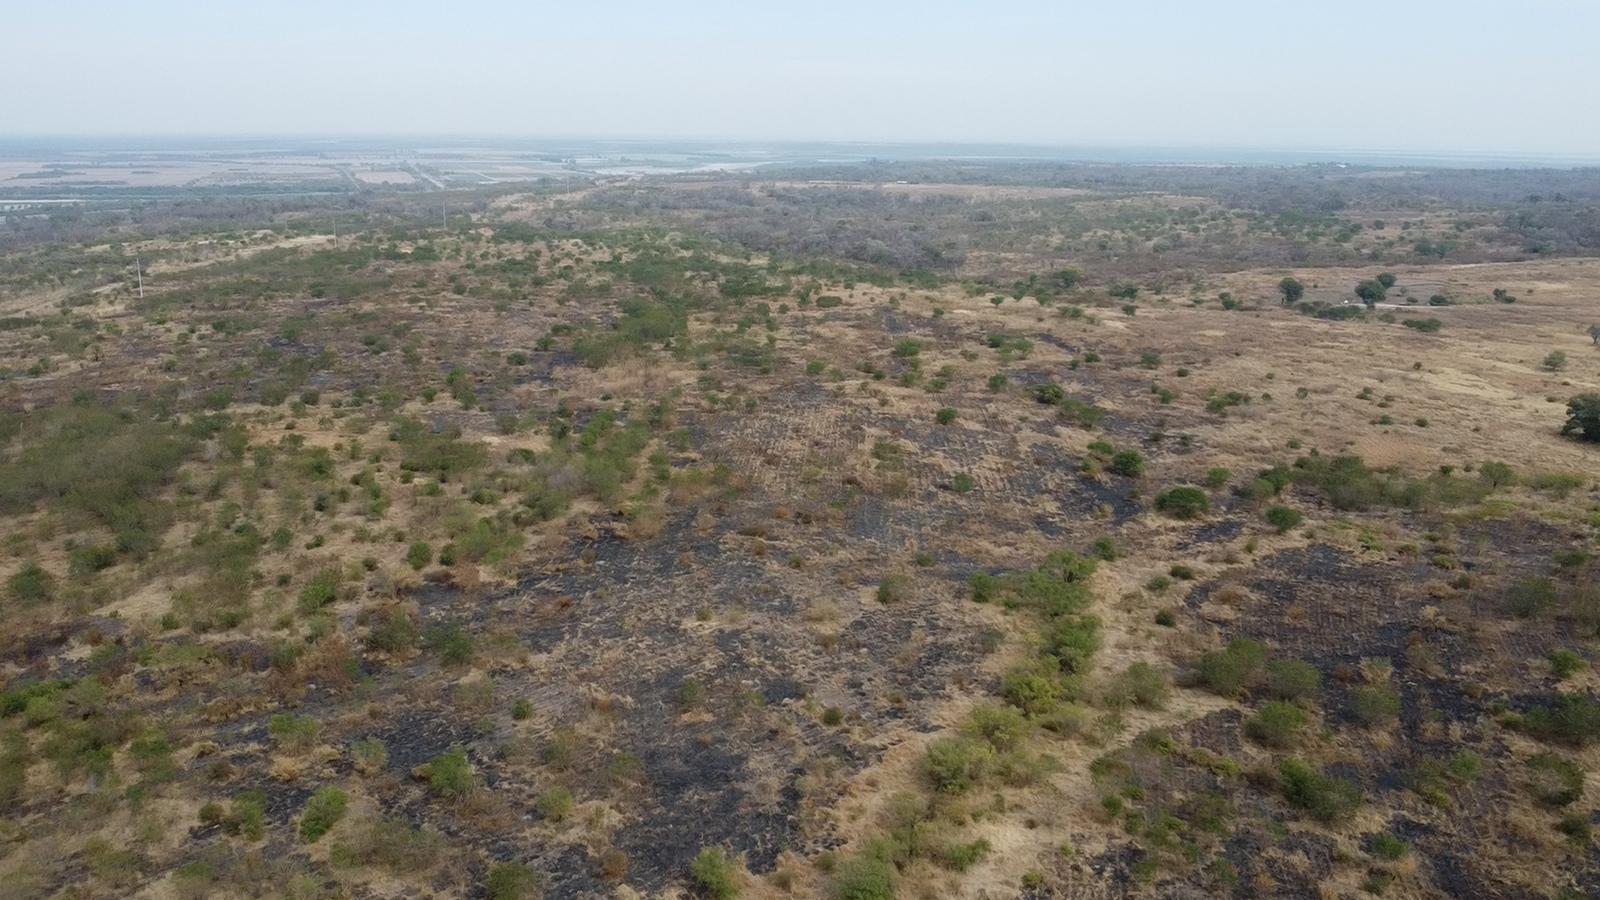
441 198 447 230
332 216 338 248
135 257 143 300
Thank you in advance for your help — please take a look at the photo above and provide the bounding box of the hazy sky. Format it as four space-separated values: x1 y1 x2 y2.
6 0 1598 154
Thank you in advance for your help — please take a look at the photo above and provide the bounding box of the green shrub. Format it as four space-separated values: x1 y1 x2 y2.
1264 505 1302 533
1154 486 1209 519
6 562 54 604
1526 471 1586 497
875 575 909 604
934 407 957 426
425 623 474 665
365 609 418 654
405 541 432 570
227 790 266 840
297 569 341 614
1550 650 1587 680
1109 450 1144 478
1204 467 1231 488
1265 659 1322 701
1562 393 1600 442
268 713 322 752
536 785 574 822
1505 576 1556 618
1350 685 1401 725
299 786 348 843
1246 701 1307 748
964 703 1028 751
1001 664 1062 717
1279 758 1361 823
421 746 475 797
1043 615 1102 674
1104 662 1168 709
1196 639 1267 697
690 846 741 899
968 572 1001 602
485 862 541 900
1526 752 1585 806
1521 693 1600 746
935 837 992 872
922 736 992 793
1478 461 1515 488
832 854 895 900
1369 832 1409 861
350 737 388 774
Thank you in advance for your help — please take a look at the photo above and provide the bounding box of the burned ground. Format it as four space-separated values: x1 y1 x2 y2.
1 164 1599 899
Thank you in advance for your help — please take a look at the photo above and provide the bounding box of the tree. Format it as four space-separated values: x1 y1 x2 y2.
1278 276 1305 305
1355 279 1386 307
1376 272 1397 289
1544 350 1569 372
1588 324 1600 344
1050 267 1084 290
1563 394 1600 442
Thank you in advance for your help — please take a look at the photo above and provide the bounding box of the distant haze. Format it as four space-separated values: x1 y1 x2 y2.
6 0 1599 158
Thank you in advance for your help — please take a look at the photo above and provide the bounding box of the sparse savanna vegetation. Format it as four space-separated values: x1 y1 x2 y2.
0 148 1597 900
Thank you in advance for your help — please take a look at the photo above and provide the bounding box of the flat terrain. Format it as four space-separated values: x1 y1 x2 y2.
0 160 1598 899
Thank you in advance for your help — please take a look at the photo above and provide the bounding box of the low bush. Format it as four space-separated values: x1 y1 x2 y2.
1279 758 1361 823
1350 685 1401 725
832 854 895 900
1526 752 1585 806
1104 662 1168 709
690 846 741 899
1154 486 1209 519
421 746 475 797
922 736 992 794
299 786 348 843
1265 659 1322 701
1196 639 1267 697
1264 505 1302 533
485 862 541 900
1246 701 1307 748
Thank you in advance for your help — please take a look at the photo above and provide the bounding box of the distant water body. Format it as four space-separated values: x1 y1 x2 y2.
0 136 1593 172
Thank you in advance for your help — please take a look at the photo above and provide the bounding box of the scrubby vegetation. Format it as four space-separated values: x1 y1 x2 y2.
0 154 1596 899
